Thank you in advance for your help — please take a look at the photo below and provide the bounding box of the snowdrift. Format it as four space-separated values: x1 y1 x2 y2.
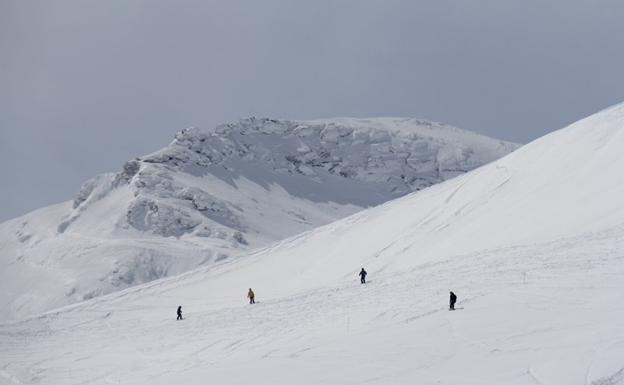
1 104 624 384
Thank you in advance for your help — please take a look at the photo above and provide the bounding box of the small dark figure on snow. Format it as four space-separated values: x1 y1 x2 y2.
177 305 183 320
449 291 457 310
248 288 255 304
359 268 367 284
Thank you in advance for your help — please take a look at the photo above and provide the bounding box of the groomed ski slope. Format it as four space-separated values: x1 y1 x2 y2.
1 103 624 385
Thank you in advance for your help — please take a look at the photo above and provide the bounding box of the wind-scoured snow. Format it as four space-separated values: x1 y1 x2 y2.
1 105 622 385
0 117 516 322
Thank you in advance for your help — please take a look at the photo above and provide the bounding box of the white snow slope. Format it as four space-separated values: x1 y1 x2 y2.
3 104 624 385
0 117 516 322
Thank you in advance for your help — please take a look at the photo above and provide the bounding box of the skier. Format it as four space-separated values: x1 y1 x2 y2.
176 305 183 320
359 268 367 284
449 291 457 310
247 288 255 304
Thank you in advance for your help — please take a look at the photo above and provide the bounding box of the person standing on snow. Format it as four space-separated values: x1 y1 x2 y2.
177 305 183 320
247 288 255 304
359 268 367 284
449 291 457 310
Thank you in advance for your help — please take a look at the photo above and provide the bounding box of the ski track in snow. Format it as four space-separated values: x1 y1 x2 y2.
1 226 623 385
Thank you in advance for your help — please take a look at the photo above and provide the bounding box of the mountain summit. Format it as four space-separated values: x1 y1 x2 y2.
0 117 516 321
2 104 622 385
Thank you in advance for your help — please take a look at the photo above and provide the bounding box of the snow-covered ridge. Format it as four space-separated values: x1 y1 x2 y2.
0 117 517 321
107 117 515 238
152 117 514 191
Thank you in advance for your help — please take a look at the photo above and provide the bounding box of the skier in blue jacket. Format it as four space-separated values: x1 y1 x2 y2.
359 268 367 284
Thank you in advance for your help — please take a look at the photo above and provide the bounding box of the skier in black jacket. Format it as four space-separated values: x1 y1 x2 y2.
177 305 183 320
359 268 367 284
449 291 457 310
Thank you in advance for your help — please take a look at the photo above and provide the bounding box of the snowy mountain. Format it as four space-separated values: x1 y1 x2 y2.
1 104 623 385
0 117 516 322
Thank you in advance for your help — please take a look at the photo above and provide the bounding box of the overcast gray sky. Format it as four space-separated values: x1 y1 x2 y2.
2 0 624 221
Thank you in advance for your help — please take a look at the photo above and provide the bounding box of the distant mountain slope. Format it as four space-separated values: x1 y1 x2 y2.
1 104 621 385
0 117 517 321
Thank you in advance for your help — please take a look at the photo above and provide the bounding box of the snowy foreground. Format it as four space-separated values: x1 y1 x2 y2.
0 117 515 322
2 104 624 385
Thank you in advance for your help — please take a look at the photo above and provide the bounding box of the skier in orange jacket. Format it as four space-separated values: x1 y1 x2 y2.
247 288 255 304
